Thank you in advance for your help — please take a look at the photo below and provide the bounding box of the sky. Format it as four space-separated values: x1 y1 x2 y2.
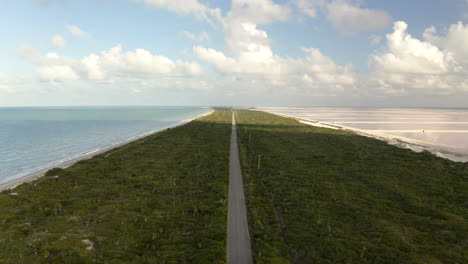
1 0 468 107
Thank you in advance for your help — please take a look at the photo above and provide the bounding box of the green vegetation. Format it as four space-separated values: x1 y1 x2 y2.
235 110 468 264
1 108 467 263
0 110 232 263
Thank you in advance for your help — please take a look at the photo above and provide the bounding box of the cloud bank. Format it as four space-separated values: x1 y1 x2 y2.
18 45 203 84
370 21 468 94
9 0 468 104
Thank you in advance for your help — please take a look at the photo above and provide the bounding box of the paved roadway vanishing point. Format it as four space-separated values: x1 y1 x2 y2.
227 112 253 264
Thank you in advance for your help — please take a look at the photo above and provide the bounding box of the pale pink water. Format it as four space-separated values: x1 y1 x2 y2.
259 107 468 153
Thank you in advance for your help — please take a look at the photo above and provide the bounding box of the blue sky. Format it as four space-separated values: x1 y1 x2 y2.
1 0 467 107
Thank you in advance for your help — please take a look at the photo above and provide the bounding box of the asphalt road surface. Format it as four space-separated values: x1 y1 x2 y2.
227 112 253 264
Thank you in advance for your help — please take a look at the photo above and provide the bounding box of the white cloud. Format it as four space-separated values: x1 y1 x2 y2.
51 35 66 49
195 18 357 94
371 21 459 74
194 21 281 75
424 22 468 65
67 25 89 37
181 30 209 42
81 54 105 80
298 48 356 85
91 45 204 78
37 65 80 81
326 0 391 36
139 0 222 25
188 0 358 96
174 60 204 76
19 44 204 83
369 21 467 94
194 46 236 70
99 45 177 75
221 1 288 61
135 0 367 95
27 1 468 100
224 22 273 60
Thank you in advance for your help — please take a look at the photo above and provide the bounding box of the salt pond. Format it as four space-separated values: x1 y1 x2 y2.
258 107 468 162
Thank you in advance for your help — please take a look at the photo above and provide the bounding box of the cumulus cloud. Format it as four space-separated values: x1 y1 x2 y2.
139 0 345 95
195 15 357 95
326 0 391 35
51 35 66 49
37 65 80 81
193 21 278 75
29 0 467 99
134 0 385 95
181 30 209 42
371 21 459 74
423 22 468 65
185 0 360 96
370 21 467 94
67 25 89 37
220 1 292 59
19 44 203 83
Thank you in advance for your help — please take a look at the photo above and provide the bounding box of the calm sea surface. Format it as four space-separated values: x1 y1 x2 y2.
260 107 468 153
0 107 210 184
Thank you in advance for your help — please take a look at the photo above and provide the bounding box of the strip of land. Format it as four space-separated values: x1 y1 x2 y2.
0 109 230 263
227 112 253 264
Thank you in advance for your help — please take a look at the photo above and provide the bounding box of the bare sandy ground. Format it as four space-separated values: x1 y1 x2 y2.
0 109 214 192
259 109 468 163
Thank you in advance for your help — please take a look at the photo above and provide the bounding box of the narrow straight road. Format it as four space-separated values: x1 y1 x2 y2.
227 112 253 264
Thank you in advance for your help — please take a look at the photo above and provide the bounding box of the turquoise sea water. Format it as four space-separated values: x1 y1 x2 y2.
0 107 210 184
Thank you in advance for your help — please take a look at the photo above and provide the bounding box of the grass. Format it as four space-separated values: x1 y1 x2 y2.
235 110 468 264
0 109 232 263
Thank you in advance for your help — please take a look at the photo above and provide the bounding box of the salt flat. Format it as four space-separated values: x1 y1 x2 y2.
258 107 468 162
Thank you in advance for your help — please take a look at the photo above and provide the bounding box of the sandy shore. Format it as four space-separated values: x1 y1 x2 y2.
0 109 214 192
259 109 468 163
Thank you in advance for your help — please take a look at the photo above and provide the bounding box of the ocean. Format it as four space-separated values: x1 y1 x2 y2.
259 107 468 161
0 107 210 184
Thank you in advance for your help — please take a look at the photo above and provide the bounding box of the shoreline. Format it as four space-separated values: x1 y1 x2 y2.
0 108 214 192
259 109 468 163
